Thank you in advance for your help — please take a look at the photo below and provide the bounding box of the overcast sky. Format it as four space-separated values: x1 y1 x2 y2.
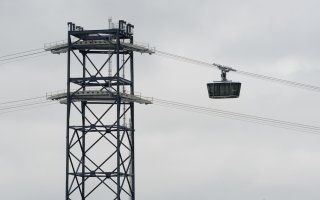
1 0 320 200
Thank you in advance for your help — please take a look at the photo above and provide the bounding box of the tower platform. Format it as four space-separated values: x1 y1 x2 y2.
47 90 153 104
44 40 155 54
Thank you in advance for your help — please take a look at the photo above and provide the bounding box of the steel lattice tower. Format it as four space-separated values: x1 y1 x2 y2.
46 20 153 200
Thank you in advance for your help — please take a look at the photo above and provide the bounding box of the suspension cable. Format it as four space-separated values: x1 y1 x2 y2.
155 50 320 92
152 98 320 135
0 92 319 135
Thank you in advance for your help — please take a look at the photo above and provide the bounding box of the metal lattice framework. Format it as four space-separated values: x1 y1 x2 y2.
46 20 153 200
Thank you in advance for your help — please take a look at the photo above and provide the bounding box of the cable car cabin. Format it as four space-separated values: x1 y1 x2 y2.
207 81 241 99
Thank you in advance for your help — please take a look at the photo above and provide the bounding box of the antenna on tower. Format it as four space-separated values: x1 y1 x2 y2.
108 17 113 77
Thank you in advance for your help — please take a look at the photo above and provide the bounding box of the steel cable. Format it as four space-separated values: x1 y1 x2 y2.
0 102 57 116
0 50 47 62
0 48 44 59
0 92 319 135
155 50 320 92
152 98 320 134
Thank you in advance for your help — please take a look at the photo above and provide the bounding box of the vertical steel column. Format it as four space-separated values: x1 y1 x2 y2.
81 52 86 200
116 28 121 200
66 24 72 200
130 35 135 200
